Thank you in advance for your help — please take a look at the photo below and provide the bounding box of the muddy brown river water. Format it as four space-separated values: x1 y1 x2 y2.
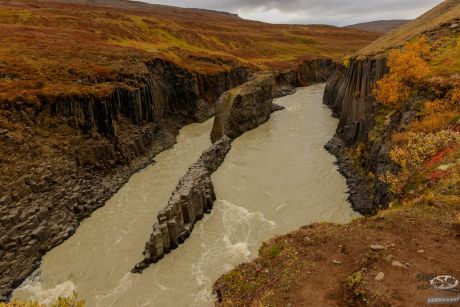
13 84 360 306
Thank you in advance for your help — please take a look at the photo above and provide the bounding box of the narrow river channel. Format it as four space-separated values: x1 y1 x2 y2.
13 84 360 306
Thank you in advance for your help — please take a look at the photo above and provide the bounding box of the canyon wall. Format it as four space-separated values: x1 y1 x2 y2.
323 58 419 213
275 59 335 97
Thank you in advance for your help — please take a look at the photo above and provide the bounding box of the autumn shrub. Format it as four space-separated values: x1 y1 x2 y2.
342 55 351 69
373 37 432 106
0 293 84 307
381 130 460 193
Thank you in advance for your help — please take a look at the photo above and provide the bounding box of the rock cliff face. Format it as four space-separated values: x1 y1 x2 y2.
275 59 335 97
323 58 417 213
133 136 231 273
324 58 388 145
211 73 275 143
0 59 250 300
323 58 389 214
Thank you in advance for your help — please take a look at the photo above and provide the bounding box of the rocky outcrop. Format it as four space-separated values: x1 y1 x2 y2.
132 136 232 273
211 73 275 143
297 59 336 86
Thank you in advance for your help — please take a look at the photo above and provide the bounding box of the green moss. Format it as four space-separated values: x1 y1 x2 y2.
267 243 283 258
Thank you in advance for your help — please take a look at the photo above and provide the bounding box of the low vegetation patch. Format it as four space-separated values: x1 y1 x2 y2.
1 293 84 307
373 36 460 207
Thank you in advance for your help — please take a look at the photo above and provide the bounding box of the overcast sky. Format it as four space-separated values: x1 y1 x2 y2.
139 0 444 26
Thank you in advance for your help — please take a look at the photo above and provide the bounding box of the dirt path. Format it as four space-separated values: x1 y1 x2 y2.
214 198 460 306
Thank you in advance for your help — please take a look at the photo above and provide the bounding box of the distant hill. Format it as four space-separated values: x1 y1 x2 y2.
345 20 410 33
359 0 460 56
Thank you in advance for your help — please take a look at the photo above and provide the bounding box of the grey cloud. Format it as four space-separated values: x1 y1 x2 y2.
140 0 443 25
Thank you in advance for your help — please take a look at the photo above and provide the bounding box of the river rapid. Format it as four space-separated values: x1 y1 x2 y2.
13 84 359 306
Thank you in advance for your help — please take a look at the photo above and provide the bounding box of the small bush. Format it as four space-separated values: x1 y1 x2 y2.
267 243 283 258
346 271 364 290
381 130 460 193
374 37 431 106
342 56 351 69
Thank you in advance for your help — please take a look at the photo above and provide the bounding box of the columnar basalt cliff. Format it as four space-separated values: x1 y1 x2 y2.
132 136 231 273
323 58 391 214
324 59 388 145
323 57 425 214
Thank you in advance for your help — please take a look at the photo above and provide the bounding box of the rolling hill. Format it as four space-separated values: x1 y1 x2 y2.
345 20 410 33
0 0 379 106
359 0 460 56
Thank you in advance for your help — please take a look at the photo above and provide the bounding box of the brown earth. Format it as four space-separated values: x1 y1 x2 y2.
214 198 460 306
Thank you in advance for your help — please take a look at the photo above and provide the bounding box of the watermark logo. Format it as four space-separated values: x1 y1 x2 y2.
425 275 459 305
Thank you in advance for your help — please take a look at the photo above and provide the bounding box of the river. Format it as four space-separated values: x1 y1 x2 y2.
13 84 360 306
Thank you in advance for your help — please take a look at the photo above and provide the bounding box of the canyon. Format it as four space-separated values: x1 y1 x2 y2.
12 83 359 307
1 0 459 306
0 51 335 300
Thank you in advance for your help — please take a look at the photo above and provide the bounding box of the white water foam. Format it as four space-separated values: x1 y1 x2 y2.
15 272 76 306
93 272 135 307
191 199 277 305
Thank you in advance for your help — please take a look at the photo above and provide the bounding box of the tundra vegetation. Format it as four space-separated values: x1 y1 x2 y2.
0 0 378 107
375 37 460 206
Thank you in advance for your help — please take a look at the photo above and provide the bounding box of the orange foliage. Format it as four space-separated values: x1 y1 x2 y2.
373 37 431 106
0 0 379 106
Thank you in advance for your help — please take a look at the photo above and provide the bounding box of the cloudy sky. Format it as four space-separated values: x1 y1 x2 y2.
140 0 444 26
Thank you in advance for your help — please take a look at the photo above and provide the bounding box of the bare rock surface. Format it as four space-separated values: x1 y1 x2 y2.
211 73 275 143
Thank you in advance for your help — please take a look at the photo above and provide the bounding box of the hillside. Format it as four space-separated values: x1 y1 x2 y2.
359 0 460 56
0 0 379 106
345 20 410 33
